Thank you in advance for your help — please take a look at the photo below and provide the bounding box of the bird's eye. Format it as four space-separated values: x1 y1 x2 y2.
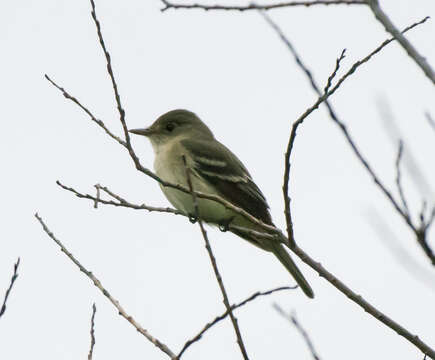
166 122 175 132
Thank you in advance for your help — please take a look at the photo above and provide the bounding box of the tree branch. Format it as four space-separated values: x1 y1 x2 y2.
367 0 435 85
56 171 435 358
178 286 296 357
88 303 97 360
182 156 250 360
34 214 177 359
290 242 435 359
425 112 435 133
0 258 20 319
394 140 410 216
161 0 366 12
273 304 321 360
262 11 432 248
262 12 435 358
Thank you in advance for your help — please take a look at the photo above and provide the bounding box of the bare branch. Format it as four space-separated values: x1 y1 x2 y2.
0 258 20 319
89 0 130 145
324 49 346 94
45 75 126 146
377 99 434 205
425 112 435 133
57 175 435 357
367 0 435 85
290 241 435 359
262 11 429 243
47 1 285 238
161 0 366 12
262 12 435 358
182 155 250 360
395 140 410 216
93 185 100 209
178 286 296 357
367 207 435 292
56 180 183 215
282 41 371 247
34 214 177 359
377 101 435 264
88 303 97 360
273 304 321 360
415 202 435 266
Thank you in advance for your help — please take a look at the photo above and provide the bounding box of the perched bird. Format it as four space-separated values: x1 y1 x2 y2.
129 109 314 298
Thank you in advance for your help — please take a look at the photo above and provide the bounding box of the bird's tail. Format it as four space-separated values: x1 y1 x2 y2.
270 242 314 299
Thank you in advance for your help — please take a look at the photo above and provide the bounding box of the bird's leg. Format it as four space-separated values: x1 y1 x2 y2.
218 217 235 232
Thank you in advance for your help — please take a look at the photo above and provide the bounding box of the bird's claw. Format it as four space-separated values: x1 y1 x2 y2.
188 215 198 224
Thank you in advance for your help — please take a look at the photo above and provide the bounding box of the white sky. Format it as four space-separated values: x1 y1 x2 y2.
1 1 434 359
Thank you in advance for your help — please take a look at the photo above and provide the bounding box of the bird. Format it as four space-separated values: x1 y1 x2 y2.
129 109 314 298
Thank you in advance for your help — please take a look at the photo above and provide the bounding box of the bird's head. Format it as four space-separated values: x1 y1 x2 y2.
129 109 214 149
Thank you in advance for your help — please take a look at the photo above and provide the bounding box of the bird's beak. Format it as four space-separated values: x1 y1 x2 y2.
128 127 155 137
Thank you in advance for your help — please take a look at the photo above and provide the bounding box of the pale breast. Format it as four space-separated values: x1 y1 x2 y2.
153 140 231 223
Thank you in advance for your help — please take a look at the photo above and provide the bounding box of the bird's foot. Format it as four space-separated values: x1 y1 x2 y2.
188 214 198 224
218 217 234 232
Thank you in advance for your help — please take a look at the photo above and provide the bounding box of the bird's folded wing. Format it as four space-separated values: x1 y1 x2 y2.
180 138 272 225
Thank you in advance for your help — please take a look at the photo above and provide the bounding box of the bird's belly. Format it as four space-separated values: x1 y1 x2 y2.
160 182 231 224
155 154 231 223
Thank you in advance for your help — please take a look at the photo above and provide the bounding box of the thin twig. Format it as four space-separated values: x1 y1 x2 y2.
0 258 20 319
34 214 177 359
161 0 366 12
273 304 321 360
57 175 435 357
178 286 296 357
182 156 249 360
367 207 435 292
45 75 126 146
367 0 434 85
90 0 130 145
394 140 410 215
93 185 100 209
57 180 183 216
47 1 282 237
88 303 97 360
57 180 282 241
263 12 435 358
425 112 435 133
46 78 277 233
262 11 428 244
324 49 346 94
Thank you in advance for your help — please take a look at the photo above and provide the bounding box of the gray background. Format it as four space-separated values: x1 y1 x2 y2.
1 0 434 359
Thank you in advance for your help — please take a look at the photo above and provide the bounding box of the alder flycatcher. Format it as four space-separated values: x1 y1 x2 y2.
129 109 314 298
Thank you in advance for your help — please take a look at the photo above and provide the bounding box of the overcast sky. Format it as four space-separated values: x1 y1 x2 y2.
1 1 435 359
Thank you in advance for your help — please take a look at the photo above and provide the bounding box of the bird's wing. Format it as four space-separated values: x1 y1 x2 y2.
180 138 272 225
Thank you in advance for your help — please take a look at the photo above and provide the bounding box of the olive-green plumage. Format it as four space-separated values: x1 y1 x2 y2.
129 109 314 298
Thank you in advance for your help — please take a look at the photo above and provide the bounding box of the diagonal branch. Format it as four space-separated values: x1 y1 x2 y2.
45 75 125 146
425 112 435 133
182 155 250 360
261 11 429 244
88 303 97 360
46 1 283 238
273 304 321 360
262 12 435 358
394 140 410 216
290 241 435 359
34 213 177 359
56 169 435 358
367 0 435 85
178 286 296 357
0 258 20 319
161 0 366 12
